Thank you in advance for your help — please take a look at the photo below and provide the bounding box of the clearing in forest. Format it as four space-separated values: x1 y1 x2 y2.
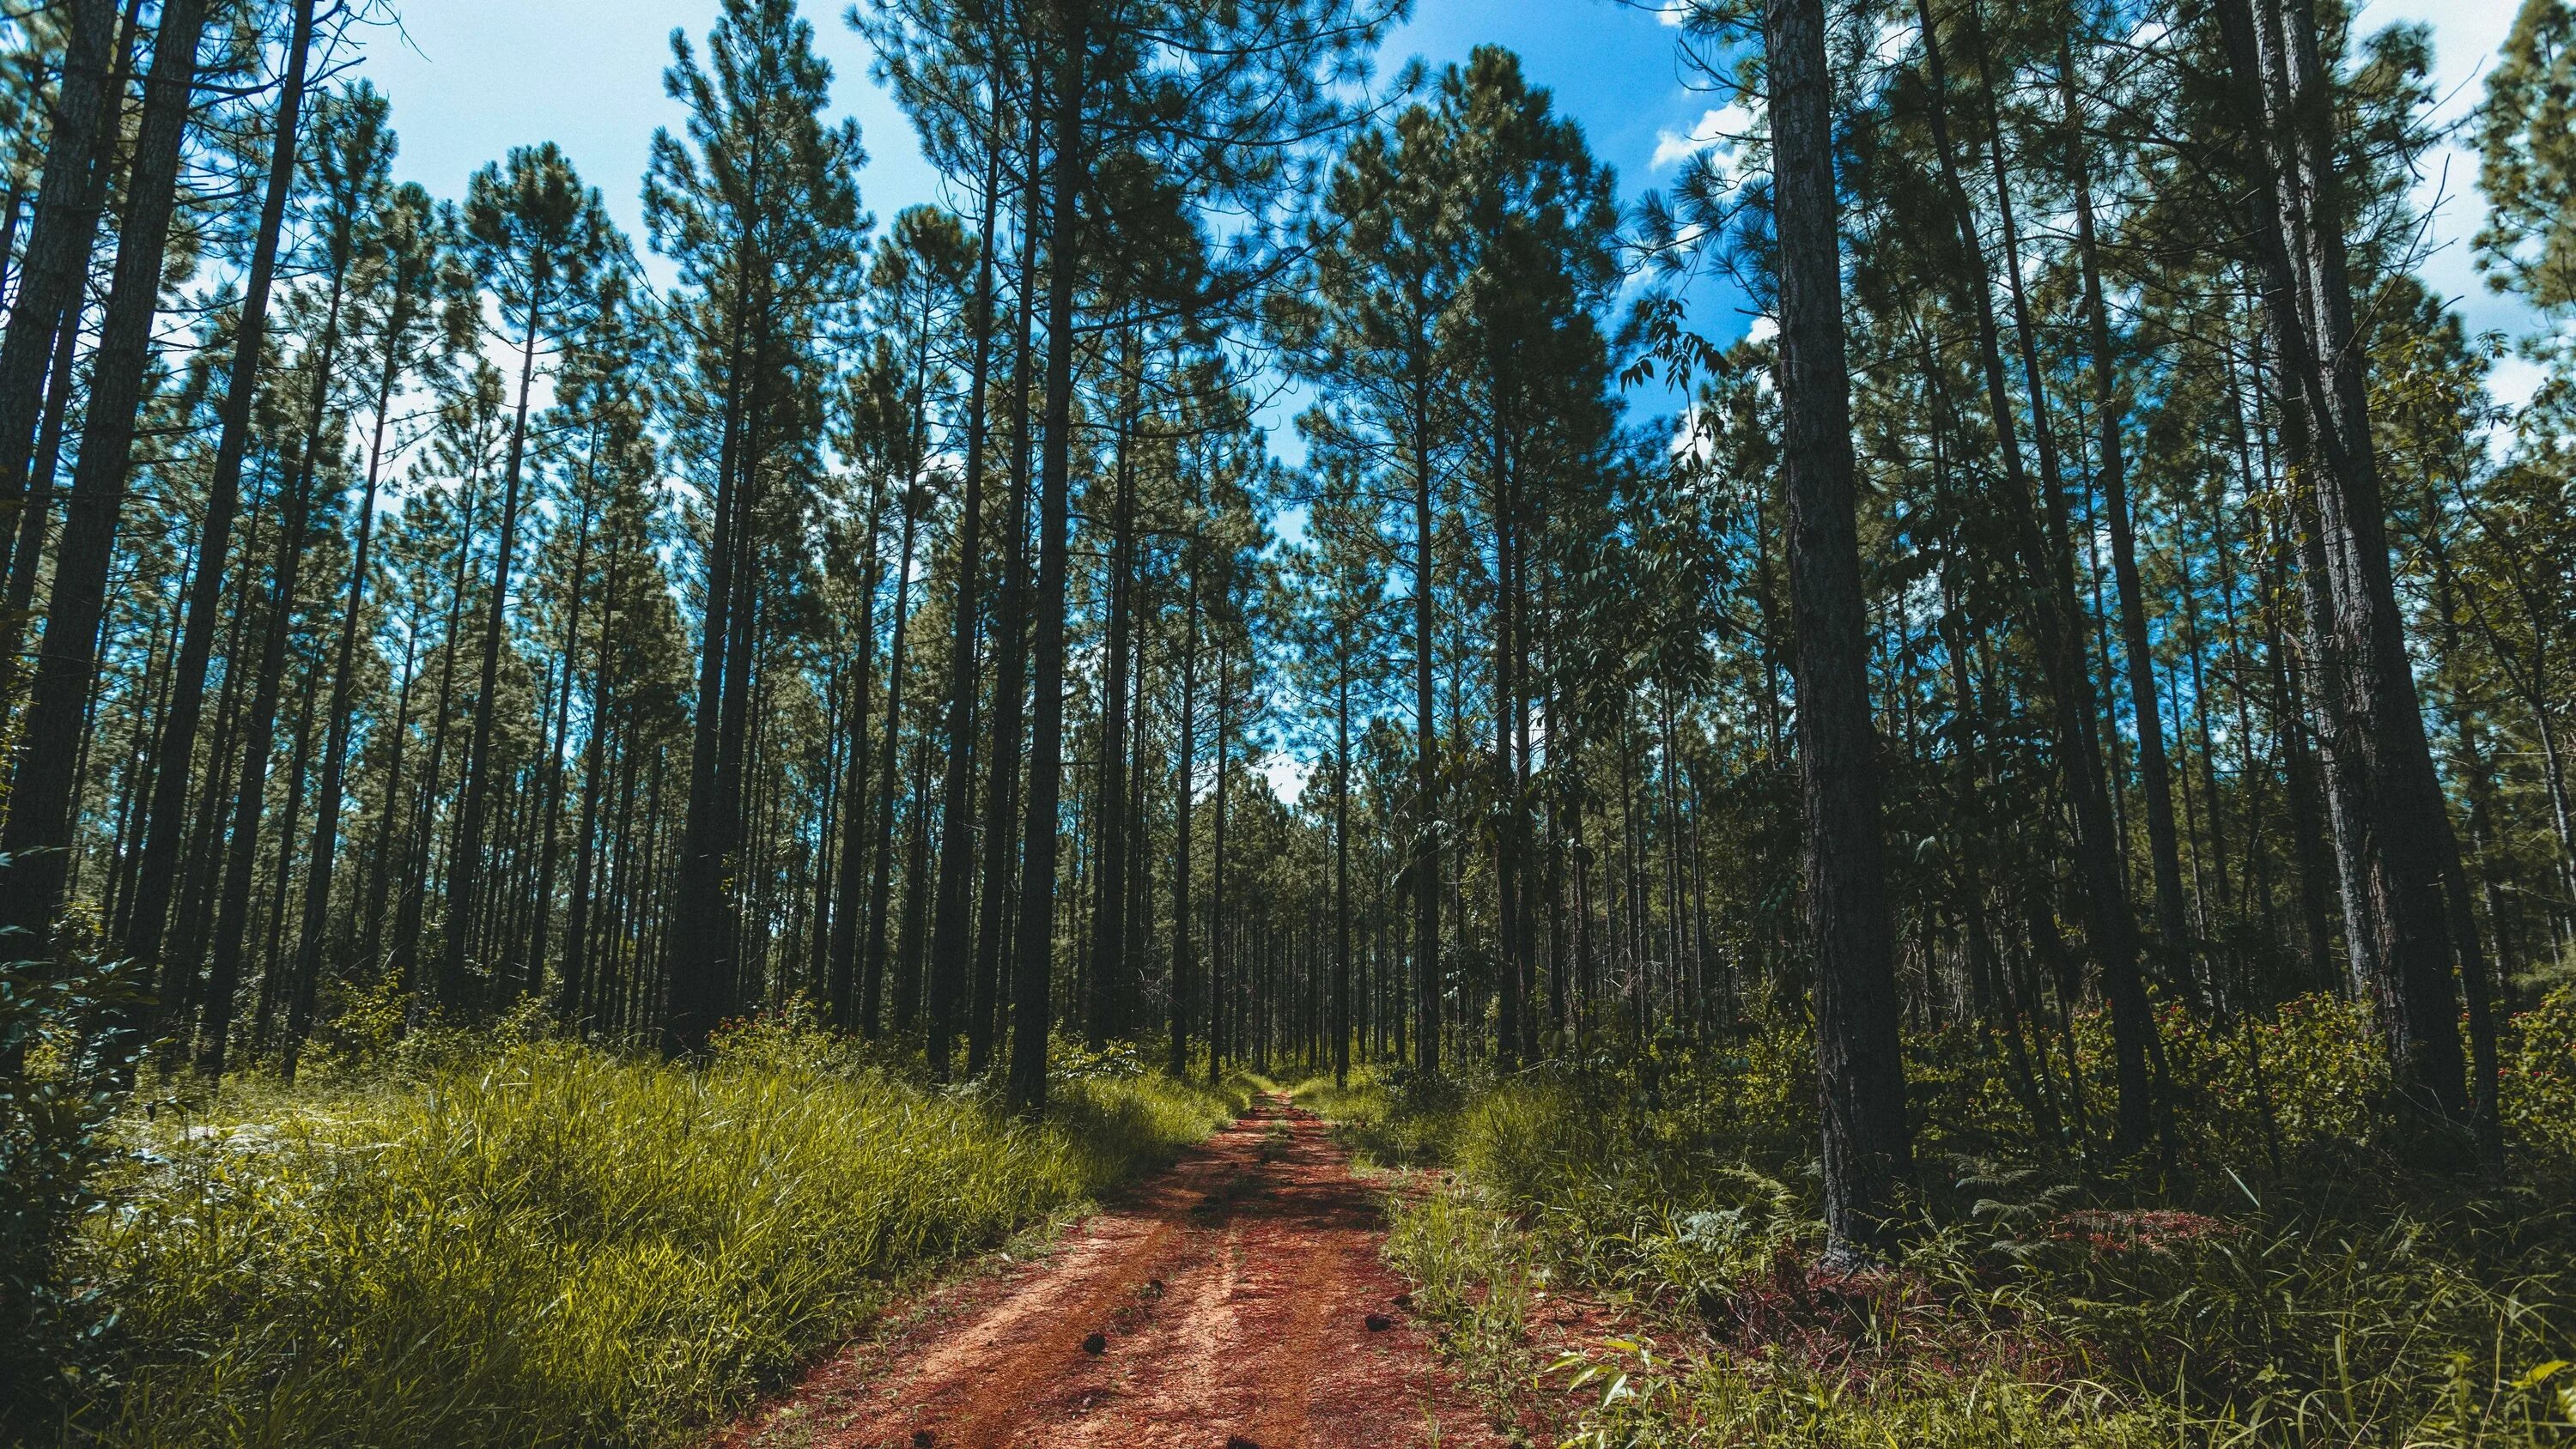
720 1093 1501 1449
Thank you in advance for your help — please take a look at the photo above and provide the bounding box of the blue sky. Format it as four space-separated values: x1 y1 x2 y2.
358 3 1717 274
349 0 2529 802
355 0 2539 407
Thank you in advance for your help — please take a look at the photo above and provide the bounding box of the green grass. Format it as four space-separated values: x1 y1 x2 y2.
46 1016 1239 1448
1298 995 2576 1447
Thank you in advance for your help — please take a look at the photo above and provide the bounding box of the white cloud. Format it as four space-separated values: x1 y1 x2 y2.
1870 15 1911 66
1262 752 1311 806
2489 352 2547 412
2357 0 2546 345
1651 102 1753 171
1669 403 1711 461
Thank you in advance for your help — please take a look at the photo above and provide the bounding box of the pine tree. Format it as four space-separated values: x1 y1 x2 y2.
649 0 866 1053
1762 0 1913 1259
446 142 617 1016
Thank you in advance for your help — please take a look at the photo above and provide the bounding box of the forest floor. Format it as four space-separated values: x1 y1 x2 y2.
714 1092 1505 1449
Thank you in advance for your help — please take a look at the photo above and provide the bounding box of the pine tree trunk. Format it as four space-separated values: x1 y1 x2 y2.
0 0 115 563
1009 0 1090 1114
162 505 264 1043
1169 567 1198 1078
1411 382 1440 1080
559 537 623 1024
895 738 935 1032
970 140 1042 1077
1207 644 1230 1084
1086 331 1139 1049
393 464 484 1016
927 106 1008 1080
2218 0 2474 1129
0 231 93 694
1488 367 1522 1069
2061 39 2191 997
866 489 921 1035
199 447 331 1080
828 468 887 1029
359 616 420 980
446 294 549 1015
1916 0 2156 1146
707 383 769 1016
526 488 594 1003
250 634 324 1054
0 0 210 989
284 268 410 1076
1334 649 1352 1088
666 193 769 1053
1770 0 1912 1261
1 0 145 669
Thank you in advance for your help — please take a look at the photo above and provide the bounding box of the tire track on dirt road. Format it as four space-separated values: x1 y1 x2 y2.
719 1093 1503 1449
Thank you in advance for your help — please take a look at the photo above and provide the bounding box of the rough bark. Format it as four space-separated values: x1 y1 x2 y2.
0 0 210 968
1009 0 1089 1114
1768 0 1912 1259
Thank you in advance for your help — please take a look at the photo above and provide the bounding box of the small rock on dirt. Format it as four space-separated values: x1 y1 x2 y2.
1364 1313 1394 1332
1081 1331 1109 1355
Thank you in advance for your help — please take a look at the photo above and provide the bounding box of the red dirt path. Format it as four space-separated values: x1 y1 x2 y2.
720 1093 1507 1449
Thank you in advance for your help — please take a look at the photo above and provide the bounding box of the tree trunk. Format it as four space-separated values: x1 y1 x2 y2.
1770 0 1911 1260
284 255 412 1076
866 487 921 1034
1334 643 1352 1088
199 453 323 1079
0 0 210 979
1208 642 1230 1084
360 615 421 980
445 288 550 1014
2061 38 2190 996
1170 565 1199 1078
1917 0 2156 1146
0 0 115 567
1411 383 1441 1080
1086 330 1140 1048
2218 0 2473 1128
828 468 888 1029
666 173 769 1052
970 170 1039 1076
1008 0 1089 1114
0 0 143 665
927 106 1008 1080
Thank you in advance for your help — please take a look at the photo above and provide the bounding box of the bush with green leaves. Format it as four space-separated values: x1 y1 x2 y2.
1 943 143 1426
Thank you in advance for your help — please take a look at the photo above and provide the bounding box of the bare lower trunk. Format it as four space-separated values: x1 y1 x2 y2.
1770 0 1911 1259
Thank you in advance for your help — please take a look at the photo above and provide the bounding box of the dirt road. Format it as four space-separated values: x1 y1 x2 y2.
723 1094 1504 1449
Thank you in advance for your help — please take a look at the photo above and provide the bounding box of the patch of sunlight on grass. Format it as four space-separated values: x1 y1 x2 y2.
63 1024 1235 1448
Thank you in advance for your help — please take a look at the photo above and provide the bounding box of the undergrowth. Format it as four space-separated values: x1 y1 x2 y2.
1305 990 2576 1447
27 1011 1240 1448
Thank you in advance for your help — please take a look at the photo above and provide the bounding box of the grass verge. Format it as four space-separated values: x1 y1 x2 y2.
47 1016 1239 1448
1293 1009 2576 1449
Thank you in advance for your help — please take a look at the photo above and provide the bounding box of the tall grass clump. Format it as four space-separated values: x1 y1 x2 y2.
1319 993 2576 1447
50 1015 1233 1448
1276 1063 1467 1168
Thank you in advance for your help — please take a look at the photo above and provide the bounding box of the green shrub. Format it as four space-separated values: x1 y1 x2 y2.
2508 989 2576 1165
2 945 144 1425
